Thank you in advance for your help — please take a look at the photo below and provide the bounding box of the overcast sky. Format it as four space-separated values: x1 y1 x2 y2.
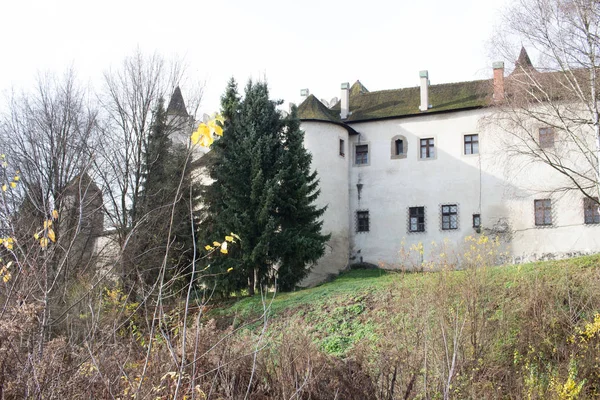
0 0 511 114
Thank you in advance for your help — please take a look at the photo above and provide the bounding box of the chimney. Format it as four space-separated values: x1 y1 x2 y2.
419 70 429 112
493 61 505 102
340 82 350 119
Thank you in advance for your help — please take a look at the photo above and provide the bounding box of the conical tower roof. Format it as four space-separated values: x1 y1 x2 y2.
166 86 188 117
513 47 536 73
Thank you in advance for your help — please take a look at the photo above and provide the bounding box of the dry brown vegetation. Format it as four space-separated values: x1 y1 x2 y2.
2 244 600 399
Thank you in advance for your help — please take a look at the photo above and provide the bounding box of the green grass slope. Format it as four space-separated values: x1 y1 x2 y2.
208 255 600 398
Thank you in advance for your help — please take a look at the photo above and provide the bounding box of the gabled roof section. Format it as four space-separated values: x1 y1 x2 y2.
349 80 369 96
297 95 358 134
326 79 491 122
512 47 536 74
167 86 189 117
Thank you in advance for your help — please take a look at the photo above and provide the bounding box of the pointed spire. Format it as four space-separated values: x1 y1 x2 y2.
166 86 188 117
513 46 535 73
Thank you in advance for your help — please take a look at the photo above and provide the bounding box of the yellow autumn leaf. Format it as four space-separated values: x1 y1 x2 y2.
225 235 234 242
34 232 39 240
40 237 48 248
198 133 214 147
5 242 13 250
220 248 228 254
230 232 241 241
2 272 10 283
204 245 214 251
9 182 16 188
191 123 211 146
0 154 4 159
208 119 223 136
13 176 19 181
227 267 234 272
44 220 52 229
212 241 221 247
1 185 6 192
48 229 56 242
52 209 59 220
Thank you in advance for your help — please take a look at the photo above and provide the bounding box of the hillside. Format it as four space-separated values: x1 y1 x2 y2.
206 255 600 399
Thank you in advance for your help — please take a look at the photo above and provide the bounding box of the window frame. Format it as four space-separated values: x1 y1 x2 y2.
464 134 479 155
584 197 600 224
339 138 345 157
408 206 426 233
390 135 408 159
356 210 370 232
539 127 555 148
534 199 553 226
472 213 481 228
419 137 435 160
441 204 458 230
354 143 370 166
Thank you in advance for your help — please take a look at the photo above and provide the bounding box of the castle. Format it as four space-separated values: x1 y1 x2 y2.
295 48 600 286
90 48 600 287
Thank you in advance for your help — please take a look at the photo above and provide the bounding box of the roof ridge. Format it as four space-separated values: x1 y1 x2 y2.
354 78 491 97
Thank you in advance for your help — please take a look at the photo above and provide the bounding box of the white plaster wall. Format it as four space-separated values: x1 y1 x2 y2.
338 107 600 269
483 114 600 262
301 121 350 285
347 109 496 268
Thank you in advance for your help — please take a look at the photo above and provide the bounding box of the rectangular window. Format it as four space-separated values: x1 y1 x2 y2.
409 207 425 232
355 144 368 165
472 213 481 228
584 197 600 224
539 127 555 148
395 139 404 155
441 204 458 230
464 134 479 155
339 138 345 157
420 138 435 159
534 199 552 226
356 210 369 232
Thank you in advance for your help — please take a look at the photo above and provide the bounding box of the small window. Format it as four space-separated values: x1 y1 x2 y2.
534 199 552 226
356 210 369 232
395 139 404 155
391 135 407 159
339 138 345 157
355 144 369 165
584 197 600 224
420 138 435 159
473 213 481 228
539 127 554 148
441 204 458 230
409 207 425 232
464 134 479 155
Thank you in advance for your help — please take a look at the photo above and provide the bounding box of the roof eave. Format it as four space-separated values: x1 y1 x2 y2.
299 118 359 135
345 105 489 124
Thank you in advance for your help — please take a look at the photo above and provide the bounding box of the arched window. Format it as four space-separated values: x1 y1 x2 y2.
390 135 407 159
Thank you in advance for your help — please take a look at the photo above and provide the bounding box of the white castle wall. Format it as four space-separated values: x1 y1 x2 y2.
301 121 351 285
301 107 600 279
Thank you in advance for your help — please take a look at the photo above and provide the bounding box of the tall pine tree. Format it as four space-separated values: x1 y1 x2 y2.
128 98 199 292
200 79 328 295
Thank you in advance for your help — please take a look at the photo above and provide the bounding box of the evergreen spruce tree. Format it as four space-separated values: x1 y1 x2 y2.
130 98 199 290
273 105 329 291
200 79 328 295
